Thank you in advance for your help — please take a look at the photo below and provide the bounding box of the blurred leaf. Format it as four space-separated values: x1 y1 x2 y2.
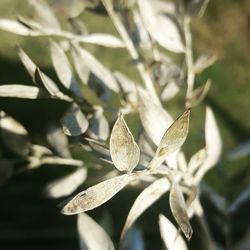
121 177 170 240
28 0 61 31
186 0 210 17
159 214 188 250
193 54 217 74
71 43 120 92
188 148 207 174
169 181 193 240
0 84 43 99
61 174 134 215
228 140 250 161
110 113 140 172
61 103 89 136
84 137 110 156
44 168 87 198
0 111 31 156
50 40 81 97
120 227 145 250
138 89 173 146
138 0 184 53
78 33 124 48
186 80 211 108
0 159 14 185
0 18 39 36
161 81 180 102
77 213 114 250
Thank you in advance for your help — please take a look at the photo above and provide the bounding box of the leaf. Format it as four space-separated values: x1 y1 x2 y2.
61 103 89 136
188 148 207 174
71 43 120 92
28 0 61 31
110 113 140 172
138 0 184 53
149 110 190 169
187 0 210 17
159 214 188 250
169 181 193 240
193 53 217 74
120 227 145 250
186 80 211 108
0 84 43 99
121 177 170 240
78 33 124 48
0 111 31 156
89 106 110 141
0 159 14 185
0 19 38 36
138 89 173 146
50 40 81 97
161 81 180 102
61 174 134 215
44 168 87 198
77 213 115 250
194 107 222 183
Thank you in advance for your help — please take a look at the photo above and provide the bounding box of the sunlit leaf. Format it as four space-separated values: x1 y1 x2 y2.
121 177 170 240
45 168 87 198
159 214 188 250
0 19 38 36
110 113 140 172
78 33 124 48
169 181 193 240
138 89 173 146
61 103 89 136
138 0 184 53
28 0 61 30
71 43 120 92
61 174 134 215
0 111 31 156
77 213 114 250
0 84 43 99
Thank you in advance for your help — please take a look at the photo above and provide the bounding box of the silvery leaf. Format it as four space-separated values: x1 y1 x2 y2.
159 214 188 250
169 181 193 240
0 111 31 156
138 0 184 53
50 40 81 97
188 148 207 175
71 43 120 92
0 84 42 99
150 110 190 169
44 168 87 198
138 89 173 146
110 113 140 172
186 80 211 108
121 178 170 240
187 0 210 17
193 53 217 74
28 0 60 31
228 141 250 161
61 103 89 136
77 213 114 250
0 19 39 36
61 174 134 215
194 107 222 183
78 33 124 48
120 227 144 250
161 81 180 102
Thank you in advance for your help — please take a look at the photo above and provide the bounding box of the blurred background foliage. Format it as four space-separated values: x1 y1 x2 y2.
0 0 250 249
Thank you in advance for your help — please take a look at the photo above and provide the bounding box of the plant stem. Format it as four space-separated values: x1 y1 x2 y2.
101 0 161 105
184 16 195 100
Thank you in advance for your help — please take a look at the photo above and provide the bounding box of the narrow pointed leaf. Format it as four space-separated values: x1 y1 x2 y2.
77 213 114 250
161 81 180 102
159 214 188 250
61 174 134 215
78 33 124 48
45 168 87 198
121 178 170 240
50 40 81 97
193 53 217 74
138 89 173 146
188 148 207 174
61 103 89 136
71 43 119 92
169 182 193 240
0 85 42 99
110 113 140 172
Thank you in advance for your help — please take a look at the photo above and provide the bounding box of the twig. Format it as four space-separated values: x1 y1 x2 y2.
101 0 161 105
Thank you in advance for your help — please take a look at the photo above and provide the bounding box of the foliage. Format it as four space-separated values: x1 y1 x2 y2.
0 0 248 249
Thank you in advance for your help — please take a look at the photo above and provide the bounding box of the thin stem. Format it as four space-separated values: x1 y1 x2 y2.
184 17 195 100
101 0 160 105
